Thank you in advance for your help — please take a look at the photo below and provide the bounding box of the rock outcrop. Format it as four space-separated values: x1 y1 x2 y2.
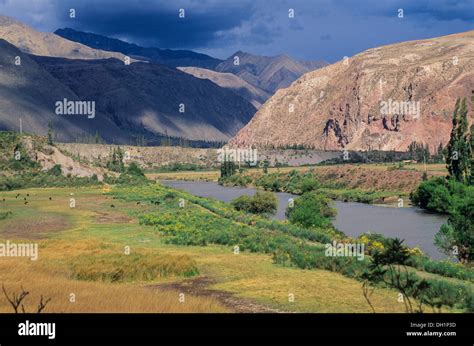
230 31 474 152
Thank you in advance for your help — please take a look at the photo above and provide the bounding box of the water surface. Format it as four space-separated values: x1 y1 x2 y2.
161 180 448 260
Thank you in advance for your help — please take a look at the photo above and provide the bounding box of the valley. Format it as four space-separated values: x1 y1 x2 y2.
1 184 468 313
0 5 472 321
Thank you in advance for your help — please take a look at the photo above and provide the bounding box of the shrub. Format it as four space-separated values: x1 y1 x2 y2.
126 162 145 177
435 193 474 263
231 191 278 215
286 192 336 228
49 164 62 176
410 177 471 214
0 211 12 220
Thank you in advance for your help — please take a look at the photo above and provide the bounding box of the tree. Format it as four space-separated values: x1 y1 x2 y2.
470 124 474 185
434 142 444 163
446 98 470 183
286 192 336 228
361 238 434 313
434 193 473 263
446 99 460 179
231 191 278 215
457 98 470 182
106 147 125 172
47 122 54 145
220 160 236 178
126 162 145 177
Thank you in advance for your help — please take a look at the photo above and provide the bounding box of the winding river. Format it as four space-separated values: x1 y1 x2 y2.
161 180 449 260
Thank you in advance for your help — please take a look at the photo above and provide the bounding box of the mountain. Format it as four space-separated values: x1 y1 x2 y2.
229 31 474 151
215 51 328 93
0 39 126 143
0 39 256 144
0 15 129 61
177 67 271 109
55 28 222 69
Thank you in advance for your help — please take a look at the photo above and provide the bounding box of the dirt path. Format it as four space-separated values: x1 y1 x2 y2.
149 277 286 313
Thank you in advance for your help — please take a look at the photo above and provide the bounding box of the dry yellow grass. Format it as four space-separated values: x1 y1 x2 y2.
0 244 227 313
151 245 411 313
147 170 220 182
0 186 457 313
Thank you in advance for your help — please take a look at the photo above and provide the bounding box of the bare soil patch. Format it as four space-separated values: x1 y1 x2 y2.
94 211 132 224
150 277 285 313
0 214 70 239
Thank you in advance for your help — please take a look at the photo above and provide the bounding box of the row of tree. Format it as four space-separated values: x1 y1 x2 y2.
411 95 473 264
446 97 473 184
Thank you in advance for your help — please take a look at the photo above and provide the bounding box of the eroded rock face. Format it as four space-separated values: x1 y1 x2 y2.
230 31 474 152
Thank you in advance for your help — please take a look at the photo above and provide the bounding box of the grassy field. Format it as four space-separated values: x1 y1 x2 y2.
0 185 428 313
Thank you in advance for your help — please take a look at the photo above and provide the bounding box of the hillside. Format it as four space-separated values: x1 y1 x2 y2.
0 39 127 143
229 31 474 151
178 67 271 108
0 38 256 144
54 27 222 69
0 132 107 180
215 51 327 93
0 15 129 61
33 55 256 142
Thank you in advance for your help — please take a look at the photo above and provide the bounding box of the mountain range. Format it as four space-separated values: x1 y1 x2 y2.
215 51 328 93
55 27 221 69
55 27 328 101
0 38 256 143
3 14 467 152
0 15 328 144
229 31 474 151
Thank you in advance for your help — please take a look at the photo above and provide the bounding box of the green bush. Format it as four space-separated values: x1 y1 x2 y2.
410 177 471 214
231 191 278 215
0 211 12 220
286 192 336 228
49 164 62 176
126 162 145 177
435 193 474 263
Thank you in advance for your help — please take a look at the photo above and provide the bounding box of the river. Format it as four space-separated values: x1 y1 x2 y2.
161 180 449 260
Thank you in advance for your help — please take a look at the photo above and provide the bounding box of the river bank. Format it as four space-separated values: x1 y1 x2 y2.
161 180 448 260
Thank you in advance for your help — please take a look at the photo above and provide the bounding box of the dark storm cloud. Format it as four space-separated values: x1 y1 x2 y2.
53 0 258 48
389 0 474 21
336 0 474 22
0 0 473 61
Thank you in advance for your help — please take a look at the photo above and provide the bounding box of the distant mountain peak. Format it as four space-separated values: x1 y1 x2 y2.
0 15 129 61
216 51 327 93
55 28 222 69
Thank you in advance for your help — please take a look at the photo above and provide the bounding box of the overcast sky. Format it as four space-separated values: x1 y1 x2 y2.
1 0 473 62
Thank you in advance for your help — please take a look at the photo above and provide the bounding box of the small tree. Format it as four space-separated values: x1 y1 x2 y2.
220 160 236 178
361 239 433 313
434 193 473 263
286 192 336 228
231 191 278 215
47 122 54 145
446 98 470 183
